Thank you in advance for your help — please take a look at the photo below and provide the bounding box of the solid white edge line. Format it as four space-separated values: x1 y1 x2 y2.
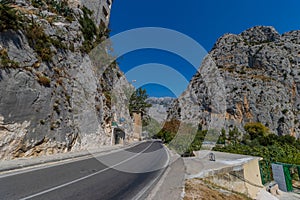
132 143 171 200
20 141 154 200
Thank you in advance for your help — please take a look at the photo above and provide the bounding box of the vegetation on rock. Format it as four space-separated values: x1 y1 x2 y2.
167 26 300 137
0 48 19 68
31 0 74 21
79 6 110 53
0 0 22 32
0 0 131 160
37 73 51 87
25 20 53 61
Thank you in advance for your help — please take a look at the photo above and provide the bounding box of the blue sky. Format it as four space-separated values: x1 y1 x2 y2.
109 0 300 97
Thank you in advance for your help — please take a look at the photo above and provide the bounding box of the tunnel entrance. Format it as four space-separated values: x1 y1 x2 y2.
113 128 125 145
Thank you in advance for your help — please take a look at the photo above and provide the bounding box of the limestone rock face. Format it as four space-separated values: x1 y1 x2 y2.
146 97 174 123
168 26 300 138
0 1 133 159
69 0 112 26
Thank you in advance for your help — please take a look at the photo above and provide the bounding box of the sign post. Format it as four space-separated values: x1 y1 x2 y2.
271 163 288 192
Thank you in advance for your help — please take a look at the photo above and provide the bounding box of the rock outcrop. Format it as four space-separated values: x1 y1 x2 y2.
0 0 133 159
168 26 300 138
146 97 174 123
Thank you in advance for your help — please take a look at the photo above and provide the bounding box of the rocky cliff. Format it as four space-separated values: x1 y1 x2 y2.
146 97 174 123
0 0 133 160
168 26 300 138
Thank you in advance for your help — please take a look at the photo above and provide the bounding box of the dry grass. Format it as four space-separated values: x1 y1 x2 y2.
12 5 36 15
184 178 249 200
37 74 51 87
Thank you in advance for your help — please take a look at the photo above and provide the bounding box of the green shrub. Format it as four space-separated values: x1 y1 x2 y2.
0 0 22 32
79 6 110 53
279 134 296 146
244 122 269 140
50 38 67 50
184 130 208 155
213 123 300 166
217 129 226 144
228 126 241 144
25 21 53 61
282 109 288 115
31 0 44 8
213 141 300 165
41 0 74 21
155 119 180 140
80 6 96 41
155 120 211 156
0 48 19 68
79 6 96 53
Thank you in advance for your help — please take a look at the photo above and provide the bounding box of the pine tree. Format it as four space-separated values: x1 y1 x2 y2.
129 88 152 125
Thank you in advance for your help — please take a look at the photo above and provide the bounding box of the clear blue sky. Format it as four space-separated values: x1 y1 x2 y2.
109 0 300 97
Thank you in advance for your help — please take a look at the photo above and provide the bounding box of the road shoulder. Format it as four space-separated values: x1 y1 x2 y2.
146 147 185 200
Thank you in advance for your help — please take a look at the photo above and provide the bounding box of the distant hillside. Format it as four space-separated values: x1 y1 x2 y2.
146 97 174 123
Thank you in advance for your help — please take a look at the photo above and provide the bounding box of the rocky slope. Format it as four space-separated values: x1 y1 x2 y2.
168 26 300 138
146 97 174 123
0 0 133 159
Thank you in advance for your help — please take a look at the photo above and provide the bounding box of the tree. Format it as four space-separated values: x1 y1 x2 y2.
156 118 180 142
143 117 161 138
244 122 269 140
217 128 226 144
228 126 241 144
129 88 152 125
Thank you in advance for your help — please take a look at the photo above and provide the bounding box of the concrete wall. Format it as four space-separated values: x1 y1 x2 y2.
204 170 248 195
185 151 264 199
203 159 263 199
243 158 264 198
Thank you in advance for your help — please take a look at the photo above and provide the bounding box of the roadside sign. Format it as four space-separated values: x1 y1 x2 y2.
272 163 288 192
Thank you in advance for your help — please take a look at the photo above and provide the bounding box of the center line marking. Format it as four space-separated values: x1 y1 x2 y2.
20 142 154 200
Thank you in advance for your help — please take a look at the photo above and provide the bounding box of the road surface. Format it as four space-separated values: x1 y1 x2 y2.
0 141 169 200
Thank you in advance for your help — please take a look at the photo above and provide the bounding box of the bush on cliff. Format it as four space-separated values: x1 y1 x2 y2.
0 0 22 32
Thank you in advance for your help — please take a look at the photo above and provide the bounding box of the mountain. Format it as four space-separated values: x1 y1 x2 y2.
146 97 174 123
167 26 300 138
0 0 133 159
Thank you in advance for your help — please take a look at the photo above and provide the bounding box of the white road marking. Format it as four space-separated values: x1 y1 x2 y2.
132 144 170 200
0 141 147 178
20 141 154 200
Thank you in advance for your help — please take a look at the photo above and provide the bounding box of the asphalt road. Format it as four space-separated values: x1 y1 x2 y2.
0 141 169 200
